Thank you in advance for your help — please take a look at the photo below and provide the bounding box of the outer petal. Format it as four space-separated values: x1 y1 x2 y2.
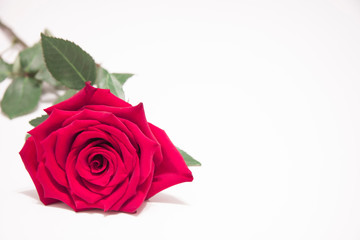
20 137 58 205
29 109 75 141
41 132 68 187
120 165 155 213
146 124 193 199
36 162 76 210
45 82 131 115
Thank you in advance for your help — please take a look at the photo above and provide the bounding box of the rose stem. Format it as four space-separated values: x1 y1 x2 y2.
0 19 28 49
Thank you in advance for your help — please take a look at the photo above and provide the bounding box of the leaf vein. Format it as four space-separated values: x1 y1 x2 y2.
44 38 87 83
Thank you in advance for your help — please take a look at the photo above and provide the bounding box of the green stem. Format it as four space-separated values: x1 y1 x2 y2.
0 42 15 56
0 19 28 49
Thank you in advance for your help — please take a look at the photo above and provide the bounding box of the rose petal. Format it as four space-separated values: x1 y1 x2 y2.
54 119 100 169
76 143 116 186
45 83 131 115
121 119 159 184
36 162 75 209
120 164 155 213
41 132 68 187
29 109 75 141
85 103 163 165
107 143 136 186
20 137 58 205
106 161 141 211
65 148 104 204
146 124 193 199
71 129 120 153
103 178 130 211
90 124 138 163
62 109 138 150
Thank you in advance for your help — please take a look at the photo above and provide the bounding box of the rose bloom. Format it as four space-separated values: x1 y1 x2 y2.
20 83 193 213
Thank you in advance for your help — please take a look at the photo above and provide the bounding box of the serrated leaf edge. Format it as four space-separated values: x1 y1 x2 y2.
41 34 88 84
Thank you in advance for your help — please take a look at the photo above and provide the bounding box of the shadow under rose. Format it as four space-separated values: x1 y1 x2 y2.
20 189 39 200
19 189 186 216
148 192 188 205
20 189 76 212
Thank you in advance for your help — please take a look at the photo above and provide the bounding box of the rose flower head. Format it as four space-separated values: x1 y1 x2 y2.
20 83 193 213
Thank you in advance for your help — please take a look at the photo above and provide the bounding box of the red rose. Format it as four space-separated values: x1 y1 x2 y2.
20 83 193 213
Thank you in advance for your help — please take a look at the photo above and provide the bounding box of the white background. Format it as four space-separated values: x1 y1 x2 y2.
1 0 360 239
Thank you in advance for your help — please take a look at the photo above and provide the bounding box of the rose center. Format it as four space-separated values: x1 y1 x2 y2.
89 154 108 174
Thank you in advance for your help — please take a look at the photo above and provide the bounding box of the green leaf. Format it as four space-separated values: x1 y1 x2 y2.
1 77 41 119
20 43 44 74
111 73 133 85
177 147 201 166
25 133 31 140
97 68 125 99
41 34 96 89
0 58 12 82
54 89 77 104
29 114 48 127
35 66 58 86
12 55 23 75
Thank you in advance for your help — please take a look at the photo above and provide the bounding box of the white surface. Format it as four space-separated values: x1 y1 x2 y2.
1 0 360 239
